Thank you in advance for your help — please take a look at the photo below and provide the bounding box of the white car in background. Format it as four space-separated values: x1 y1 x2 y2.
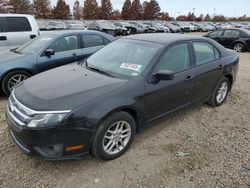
0 14 39 48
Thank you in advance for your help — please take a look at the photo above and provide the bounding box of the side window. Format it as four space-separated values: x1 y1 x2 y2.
81 35 104 48
155 43 190 73
223 30 239 37
193 42 220 65
104 38 110 45
6 17 32 32
48 35 78 53
234 30 240 37
209 30 223 37
0 18 4 32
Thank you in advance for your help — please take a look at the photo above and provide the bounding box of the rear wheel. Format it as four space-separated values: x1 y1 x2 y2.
1 70 31 96
92 111 136 160
233 43 245 53
208 77 230 107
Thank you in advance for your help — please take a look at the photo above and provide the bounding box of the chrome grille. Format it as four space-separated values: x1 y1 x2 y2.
8 93 31 126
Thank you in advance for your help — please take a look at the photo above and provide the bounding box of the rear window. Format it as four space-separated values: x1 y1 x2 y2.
6 17 32 32
193 42 220 65
81 34 104 48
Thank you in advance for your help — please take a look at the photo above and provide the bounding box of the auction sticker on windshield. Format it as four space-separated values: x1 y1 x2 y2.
120 63 142 72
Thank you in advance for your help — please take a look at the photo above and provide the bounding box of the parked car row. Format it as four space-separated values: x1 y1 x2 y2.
205 28 250 52
36 19 250 36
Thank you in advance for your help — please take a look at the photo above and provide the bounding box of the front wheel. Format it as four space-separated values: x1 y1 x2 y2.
208 77 230 107
92 111 136 160
1 70 31 96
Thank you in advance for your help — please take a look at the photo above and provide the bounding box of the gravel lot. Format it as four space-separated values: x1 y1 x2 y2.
0 33 249 188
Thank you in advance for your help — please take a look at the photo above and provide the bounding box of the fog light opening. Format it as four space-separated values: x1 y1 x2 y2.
34 144 63 158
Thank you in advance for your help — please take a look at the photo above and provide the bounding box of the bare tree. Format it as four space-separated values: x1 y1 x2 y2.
33 0 52 19
83 0 99 19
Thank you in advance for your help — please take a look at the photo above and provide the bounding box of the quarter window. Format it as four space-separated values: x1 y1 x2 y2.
48 35 78 53
193 42 220 65
155 43 190 73
81 34 104 48
6 17 32 32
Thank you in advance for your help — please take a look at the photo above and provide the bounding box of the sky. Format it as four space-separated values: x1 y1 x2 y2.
50 0 250 18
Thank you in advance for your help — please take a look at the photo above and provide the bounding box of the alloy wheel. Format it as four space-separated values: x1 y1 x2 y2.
216 82 228 104
102 121 131 155
7 74 28 92
234 44 243 52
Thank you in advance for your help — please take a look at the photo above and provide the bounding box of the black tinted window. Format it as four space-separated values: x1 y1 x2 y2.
209 30 223 37
6 17 32 32
155 43 190 72
224 30 240 37
0 18 4 32
193 42 220 65
82 35 104 48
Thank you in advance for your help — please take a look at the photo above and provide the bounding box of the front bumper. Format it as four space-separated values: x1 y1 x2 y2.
6 109 93 160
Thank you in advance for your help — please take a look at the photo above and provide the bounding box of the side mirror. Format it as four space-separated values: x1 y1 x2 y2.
154 70 174 81
44 49 55 56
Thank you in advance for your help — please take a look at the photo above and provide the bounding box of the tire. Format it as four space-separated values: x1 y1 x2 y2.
1 70 31 96
233 43 245 53
92 111 136 160
208 77 230 107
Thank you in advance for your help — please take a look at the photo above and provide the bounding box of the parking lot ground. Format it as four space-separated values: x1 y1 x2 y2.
0 33 250 188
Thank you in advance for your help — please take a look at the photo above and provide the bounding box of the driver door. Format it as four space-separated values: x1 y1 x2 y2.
37 34 81 72
143 42 196 121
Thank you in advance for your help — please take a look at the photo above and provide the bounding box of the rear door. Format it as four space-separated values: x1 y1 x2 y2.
79 34 106 59
37 34 81 72
5 17 34 47
220 30 240 48
191 41 223 103
0 17 9 47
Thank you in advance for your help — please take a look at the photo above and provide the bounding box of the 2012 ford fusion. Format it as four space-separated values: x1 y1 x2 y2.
6 34 239 161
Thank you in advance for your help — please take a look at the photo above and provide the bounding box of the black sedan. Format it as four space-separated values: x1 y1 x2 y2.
0 30 115 95
204 28 250 52
6 34 239 161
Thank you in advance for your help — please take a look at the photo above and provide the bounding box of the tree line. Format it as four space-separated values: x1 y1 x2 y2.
0 0 250 21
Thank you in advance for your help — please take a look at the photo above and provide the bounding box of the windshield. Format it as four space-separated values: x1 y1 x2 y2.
87 39 162 77
15 34 55 54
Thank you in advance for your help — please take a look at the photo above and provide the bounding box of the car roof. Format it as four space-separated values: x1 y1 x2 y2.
123 33 206 44
40 30 115 40
0 14 34 18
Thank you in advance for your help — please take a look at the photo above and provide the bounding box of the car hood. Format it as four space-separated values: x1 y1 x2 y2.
0 49 26 64
14 64 128 111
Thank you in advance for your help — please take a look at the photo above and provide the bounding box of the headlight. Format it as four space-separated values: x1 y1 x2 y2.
27 113 68 128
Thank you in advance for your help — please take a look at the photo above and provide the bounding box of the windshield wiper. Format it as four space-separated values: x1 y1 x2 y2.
10 48 22 54
87 65 115 78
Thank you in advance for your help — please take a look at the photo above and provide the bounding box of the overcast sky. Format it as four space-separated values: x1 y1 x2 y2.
50 0 250 17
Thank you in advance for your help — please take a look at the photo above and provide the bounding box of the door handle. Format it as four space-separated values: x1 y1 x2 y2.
72 53 77 59
30 35 36 39
0 36 7 41
185 75 194 81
